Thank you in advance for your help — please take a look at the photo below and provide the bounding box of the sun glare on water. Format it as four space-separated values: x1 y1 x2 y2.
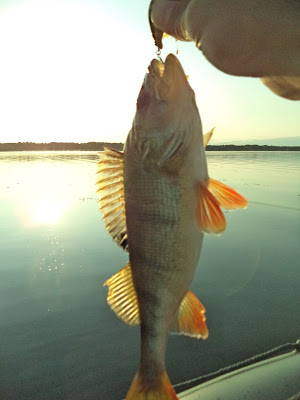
8 159 82 228
29 197 68 226
18 190 71 228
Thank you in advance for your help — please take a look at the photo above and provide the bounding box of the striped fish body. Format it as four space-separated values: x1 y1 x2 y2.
123 128 206 383
125 127 205 330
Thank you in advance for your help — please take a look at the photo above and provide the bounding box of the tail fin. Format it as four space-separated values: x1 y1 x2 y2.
126 371 178 400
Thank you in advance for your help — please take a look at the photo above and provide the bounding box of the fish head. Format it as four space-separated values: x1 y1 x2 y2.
132 54 202 165
134 54 198 133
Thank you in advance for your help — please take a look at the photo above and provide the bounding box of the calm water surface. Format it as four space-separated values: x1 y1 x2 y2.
0 151 299 400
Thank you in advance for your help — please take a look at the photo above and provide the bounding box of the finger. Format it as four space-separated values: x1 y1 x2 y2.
149 0 191 45
150 0 300 78
260 76 300 100
191 0 300 77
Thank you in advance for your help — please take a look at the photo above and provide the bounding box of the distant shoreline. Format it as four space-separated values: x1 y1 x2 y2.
0 142 299 152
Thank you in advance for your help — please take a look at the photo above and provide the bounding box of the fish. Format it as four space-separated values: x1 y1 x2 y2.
96 54 248 400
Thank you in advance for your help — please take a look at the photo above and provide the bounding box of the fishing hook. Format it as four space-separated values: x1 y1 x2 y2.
156 48 163 63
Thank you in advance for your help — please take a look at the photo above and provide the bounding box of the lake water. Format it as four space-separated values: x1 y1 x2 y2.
0 151 299 400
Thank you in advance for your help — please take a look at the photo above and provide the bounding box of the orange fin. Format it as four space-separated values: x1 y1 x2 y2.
104 263 140 326
171 291 208 339
208 178 248 209
197 183 226 234
126 371 178 400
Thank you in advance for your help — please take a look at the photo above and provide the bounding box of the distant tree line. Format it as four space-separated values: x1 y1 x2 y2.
206 144 300 151
0 142 299 152
0 142 124 151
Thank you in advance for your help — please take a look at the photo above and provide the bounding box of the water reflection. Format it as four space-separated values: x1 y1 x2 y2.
206 151 300 210
0 152 99 229
0 151 299 400
29 197 67 225
0 150 98 163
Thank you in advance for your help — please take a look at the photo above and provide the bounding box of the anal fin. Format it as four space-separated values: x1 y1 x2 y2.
105 265 209 341
171 290 208 339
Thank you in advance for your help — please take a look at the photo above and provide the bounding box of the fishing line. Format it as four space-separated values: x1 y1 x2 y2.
249 200 300 212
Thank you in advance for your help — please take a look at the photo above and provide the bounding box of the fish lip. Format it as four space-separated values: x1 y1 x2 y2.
164 53 187 83
149 54 187 83
148 58 165 79
145 54 187 100
143 58 166 101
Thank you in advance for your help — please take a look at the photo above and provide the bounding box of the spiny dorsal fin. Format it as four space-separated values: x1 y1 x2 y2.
196 183 226 234
208 178 248 209
171 290 208 339
203 127 215 148
96 147 128 251
104 263 140 326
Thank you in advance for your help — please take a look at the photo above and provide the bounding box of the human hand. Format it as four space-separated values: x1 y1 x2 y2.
149 0 300 100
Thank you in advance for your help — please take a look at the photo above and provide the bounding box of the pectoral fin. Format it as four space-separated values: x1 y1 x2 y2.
96 147 128 251
171 291 208 339
104 263 140 326
208 178 248 209
197 183 226 234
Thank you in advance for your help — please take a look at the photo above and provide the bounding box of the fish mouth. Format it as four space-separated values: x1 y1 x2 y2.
145 54 188 100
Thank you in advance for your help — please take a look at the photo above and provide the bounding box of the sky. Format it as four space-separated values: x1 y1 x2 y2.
0 0 299 144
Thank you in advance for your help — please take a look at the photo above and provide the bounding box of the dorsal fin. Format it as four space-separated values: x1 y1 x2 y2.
196 183 226 234
208 178 248 209
203 127 215 148
96 147 128 251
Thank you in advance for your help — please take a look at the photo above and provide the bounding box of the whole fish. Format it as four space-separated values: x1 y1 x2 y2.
96 54 247 400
